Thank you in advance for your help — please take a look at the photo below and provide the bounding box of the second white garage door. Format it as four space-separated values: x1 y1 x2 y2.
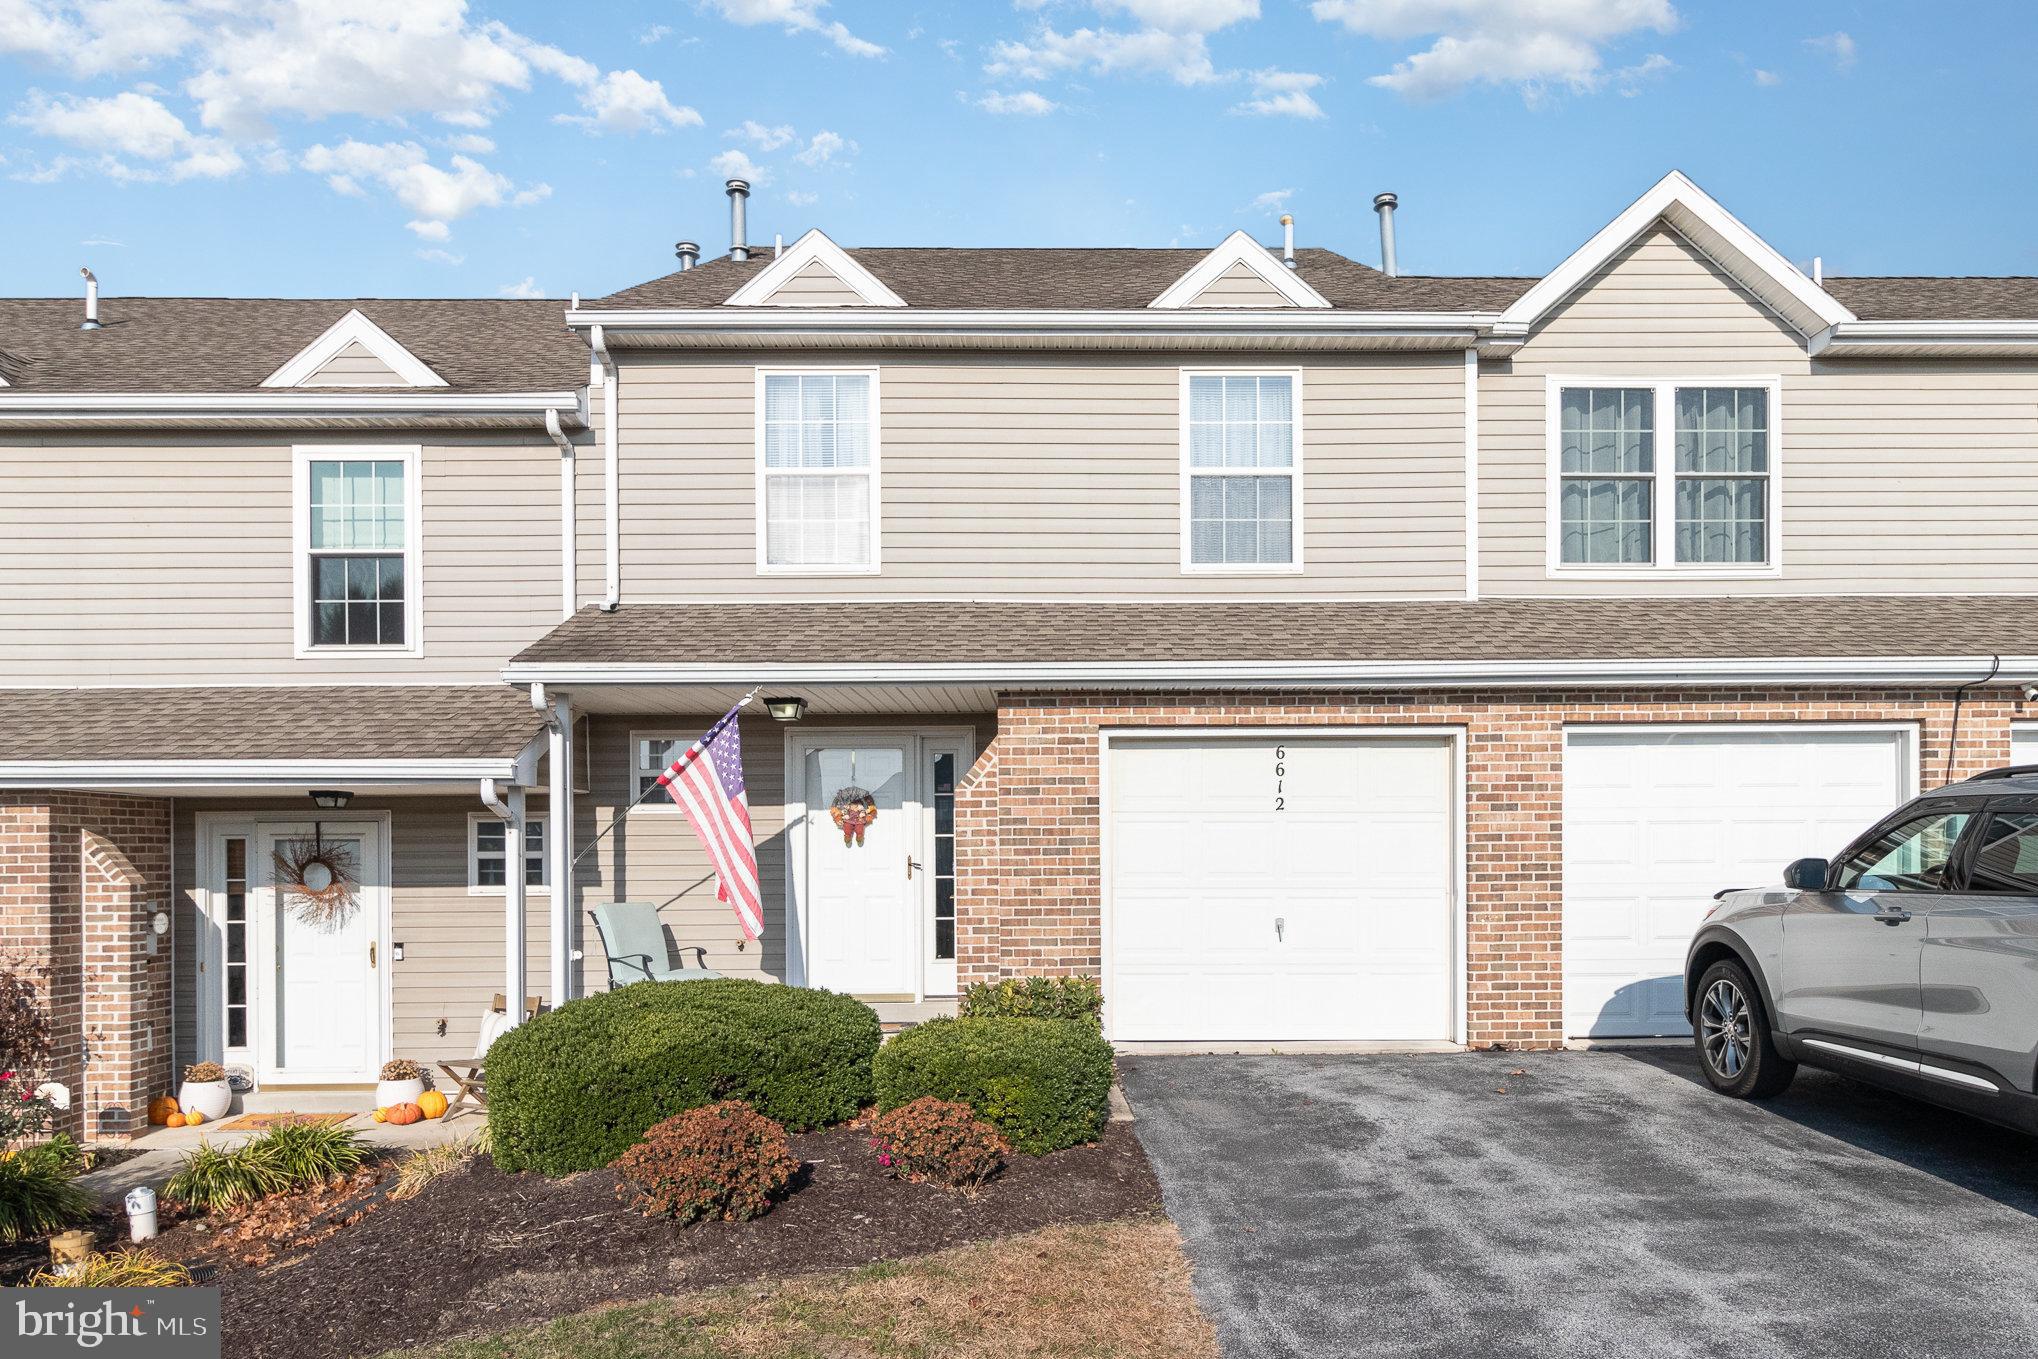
1107 735 1455 1043
1563 727 1910 1039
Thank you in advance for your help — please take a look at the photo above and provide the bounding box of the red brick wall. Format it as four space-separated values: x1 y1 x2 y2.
0 793 173 1141
957 688 2021 1049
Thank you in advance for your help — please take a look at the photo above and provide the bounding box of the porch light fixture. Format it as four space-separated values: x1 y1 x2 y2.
309 789 353 811
764 696 808 723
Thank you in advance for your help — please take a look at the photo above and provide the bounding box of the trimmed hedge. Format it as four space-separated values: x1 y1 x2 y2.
488 979 882 1175
872 1016 1114 1155
960 975 1103 1029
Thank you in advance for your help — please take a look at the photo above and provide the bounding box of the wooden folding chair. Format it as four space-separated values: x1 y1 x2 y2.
436 993 538 1119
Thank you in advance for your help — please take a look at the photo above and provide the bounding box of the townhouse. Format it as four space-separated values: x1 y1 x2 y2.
5 171 2037 1138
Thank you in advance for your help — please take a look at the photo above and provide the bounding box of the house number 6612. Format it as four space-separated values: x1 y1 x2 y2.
1274 745 1286 811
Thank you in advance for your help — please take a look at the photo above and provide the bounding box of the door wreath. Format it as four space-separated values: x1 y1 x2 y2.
829 785 879 847
274 832 359 930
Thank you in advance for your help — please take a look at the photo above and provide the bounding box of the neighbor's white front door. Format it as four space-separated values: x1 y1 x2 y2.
797 741 918 997
253 821 384 1082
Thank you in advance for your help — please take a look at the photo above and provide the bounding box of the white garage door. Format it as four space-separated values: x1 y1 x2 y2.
2013 726 2038 767
1107 736 1455 1043
1563 728 1909 1039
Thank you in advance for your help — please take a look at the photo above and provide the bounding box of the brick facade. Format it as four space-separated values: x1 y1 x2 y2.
0 793 173 1141
954 688 2021 1049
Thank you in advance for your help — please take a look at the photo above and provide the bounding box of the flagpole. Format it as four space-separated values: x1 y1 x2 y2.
570 685 763 869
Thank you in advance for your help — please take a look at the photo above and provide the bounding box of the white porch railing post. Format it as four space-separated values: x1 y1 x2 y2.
548 697 575 1007
505 785 528 1025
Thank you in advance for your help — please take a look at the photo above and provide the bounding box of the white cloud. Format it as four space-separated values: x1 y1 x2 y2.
639 23 672 43
704 0 886 57
795 129 854 166
1230 68 1324 117
1752 67 1780 87
1095 0 1258 30
710 147 770 184
415 246 464 263
9 87 243 179
556 69 702 133
1311 0 1678 101
977 89 1060 115
443 133 496 153
301 138 543 237
987 26 1221 85
1248 188 1293 213
0 0 201 78
1612 51 1672 95
80 235 126 246
785 189 818 205
498 276 547 297
1805 30 1856 71
728 119 797 150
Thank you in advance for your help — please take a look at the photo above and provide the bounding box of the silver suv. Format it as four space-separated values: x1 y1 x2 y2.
1686 764 2038 1132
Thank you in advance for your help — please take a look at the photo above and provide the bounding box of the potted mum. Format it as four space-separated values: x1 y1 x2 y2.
375 1059 427 1110
178 1061 232 1123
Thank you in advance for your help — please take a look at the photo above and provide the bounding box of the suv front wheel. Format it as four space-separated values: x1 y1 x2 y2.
1693 958 1796 1099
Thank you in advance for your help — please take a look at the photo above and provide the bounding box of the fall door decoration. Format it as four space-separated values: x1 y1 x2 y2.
274 828 359 929
829 785 879 847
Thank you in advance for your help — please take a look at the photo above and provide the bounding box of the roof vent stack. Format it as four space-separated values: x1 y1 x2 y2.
1280 214 1296 269
79 267 100 330
1812 255 1823 286
675 240 700 271
726 178 751 262
1373 192 1399 278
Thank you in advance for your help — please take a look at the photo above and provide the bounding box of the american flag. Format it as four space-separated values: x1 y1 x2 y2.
656 705 764 940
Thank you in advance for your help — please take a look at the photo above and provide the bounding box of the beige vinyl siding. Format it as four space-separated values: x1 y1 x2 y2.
1185 260 1296 308
1480 225 2038 595
756 260 868 307
299 340 407 386
615 350 1467 599
0 435 567 683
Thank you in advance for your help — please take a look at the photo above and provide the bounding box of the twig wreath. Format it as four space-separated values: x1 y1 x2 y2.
274 833 359 929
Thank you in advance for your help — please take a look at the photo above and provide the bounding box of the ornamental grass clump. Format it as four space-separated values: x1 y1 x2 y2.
163 1141 287 1213
0 1149 93 1243
611 1100 799 1225
868 1096 1010 1190
252 1120 369 1188
27 1249 193 1288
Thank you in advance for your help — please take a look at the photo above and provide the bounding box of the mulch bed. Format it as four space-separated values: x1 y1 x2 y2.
200 1122 1159 1359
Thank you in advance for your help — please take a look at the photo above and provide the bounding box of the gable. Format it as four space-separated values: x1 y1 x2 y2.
261 309 447 389
723 229 906 308
755 258 869 308
1181 260 1297 308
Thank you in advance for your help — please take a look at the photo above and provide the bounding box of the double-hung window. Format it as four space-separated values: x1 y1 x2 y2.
1551 379 1778 574
1182 370 1301 571
295 446 420 653
468 814 547 893
757 370 879 572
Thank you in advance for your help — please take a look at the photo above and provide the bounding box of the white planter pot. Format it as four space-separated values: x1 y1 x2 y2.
376 1078 426 1109
178 1080 231 1122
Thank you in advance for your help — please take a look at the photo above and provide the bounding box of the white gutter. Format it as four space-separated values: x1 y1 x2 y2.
545 409 577 618
0 391 583 420
565 306 1497 339
1811 320 2038 356
0 757 527 790
588 324 619 609
503 655 2038 691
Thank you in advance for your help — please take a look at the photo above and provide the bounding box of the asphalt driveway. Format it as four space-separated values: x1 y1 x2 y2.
1120 1048 2038 1359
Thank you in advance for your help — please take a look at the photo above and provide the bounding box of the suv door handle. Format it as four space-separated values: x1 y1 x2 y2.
1875 908 1913 926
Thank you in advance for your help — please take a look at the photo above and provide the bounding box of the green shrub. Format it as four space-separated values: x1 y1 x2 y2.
487 978 882 1175
0 1149 92 1242
612 1100 799 1224
251 1120 368 1187
163 1141 286 1213
960 976 1104 1029
868 1096 1009 1189
873 1016 1114 1155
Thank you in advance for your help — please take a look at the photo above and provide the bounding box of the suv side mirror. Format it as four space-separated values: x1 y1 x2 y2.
1783 857 1831 891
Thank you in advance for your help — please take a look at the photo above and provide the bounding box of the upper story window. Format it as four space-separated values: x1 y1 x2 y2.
1550 379 1779 577
757 369 879 573
293 446 421 656
1182 370 1301 572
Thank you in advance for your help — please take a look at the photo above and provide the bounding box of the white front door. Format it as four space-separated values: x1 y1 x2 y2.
1107 735 1457 1043
798 742 917 997
1562 727 1910 1039
253 821 384 1081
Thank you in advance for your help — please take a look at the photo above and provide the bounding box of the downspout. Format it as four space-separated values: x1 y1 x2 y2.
480 778 529 1026
1463 348 1480 602
545 409 576 619
587 324 620 610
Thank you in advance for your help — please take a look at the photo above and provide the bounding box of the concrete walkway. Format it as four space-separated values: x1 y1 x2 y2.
78 1111 486 1203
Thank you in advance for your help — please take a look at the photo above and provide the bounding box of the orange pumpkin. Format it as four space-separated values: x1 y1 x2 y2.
147 1096 179 1126
164 1111 187 1128
371 1108 388 1123
384 1102 424 1126
417 1090 449 1120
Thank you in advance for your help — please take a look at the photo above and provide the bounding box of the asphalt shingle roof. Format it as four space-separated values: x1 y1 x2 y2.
0 296 586 393
512 598 2038 668
0 685 545 762
1822 276 2038 322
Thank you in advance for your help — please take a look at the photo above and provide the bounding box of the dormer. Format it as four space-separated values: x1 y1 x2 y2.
261 309 448 388
724 229 906 308
1151 230 1331 309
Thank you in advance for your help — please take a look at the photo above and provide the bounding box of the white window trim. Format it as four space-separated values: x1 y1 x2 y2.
467 811 550 895
628 729 689 814
1543 374 1784 581
753 366 884 576
1178 366 1306 575
291 444 425 658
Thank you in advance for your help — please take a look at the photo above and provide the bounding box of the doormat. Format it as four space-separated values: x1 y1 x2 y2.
215 1111 355 1131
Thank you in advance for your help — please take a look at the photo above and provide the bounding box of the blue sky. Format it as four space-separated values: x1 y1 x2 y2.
2 1 2033 300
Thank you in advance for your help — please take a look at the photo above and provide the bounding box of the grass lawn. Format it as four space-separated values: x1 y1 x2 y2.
380 1215 1216 1359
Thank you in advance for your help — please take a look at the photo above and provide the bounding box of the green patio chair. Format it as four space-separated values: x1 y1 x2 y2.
589 902 721 988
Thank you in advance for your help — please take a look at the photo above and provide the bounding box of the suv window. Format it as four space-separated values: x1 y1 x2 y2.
1967 812 2038 893
1837 809 1974 892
